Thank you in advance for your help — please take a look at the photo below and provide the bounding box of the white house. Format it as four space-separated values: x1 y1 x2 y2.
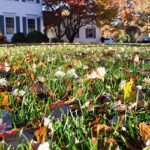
47 24 101 43
0 0 43 42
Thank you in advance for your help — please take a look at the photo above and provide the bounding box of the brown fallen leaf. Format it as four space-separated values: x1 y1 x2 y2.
29 82 48 95
91 137 119 150
0 128 34 148
139 122 150 143
91 124 114 137
116 104 127 113
46 101 71 120
68 104 80 110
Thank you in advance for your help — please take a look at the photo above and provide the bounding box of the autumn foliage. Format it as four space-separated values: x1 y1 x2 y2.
43 0 118 42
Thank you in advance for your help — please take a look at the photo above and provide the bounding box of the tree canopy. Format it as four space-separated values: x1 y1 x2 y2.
43 0 118 42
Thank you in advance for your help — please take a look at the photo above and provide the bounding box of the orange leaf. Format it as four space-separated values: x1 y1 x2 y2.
91 117 100 126
118 115 125 128
30 73 35 82
1 92 9 106
65 64 72 68
131 76 138 82
34 126 48 144
77 88 82 97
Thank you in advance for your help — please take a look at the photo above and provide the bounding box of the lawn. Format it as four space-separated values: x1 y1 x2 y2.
0 44 150 150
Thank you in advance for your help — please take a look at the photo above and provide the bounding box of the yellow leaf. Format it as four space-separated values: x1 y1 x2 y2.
124 76 138 99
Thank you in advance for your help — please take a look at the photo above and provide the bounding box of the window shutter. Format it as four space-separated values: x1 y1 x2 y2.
22 0 25 2
22 17 27 35
85 28 88 38
36 0 40 3
37 18 41 32
16 16 20 33
15 0 19 1
0 15 5 34
75 29 79 38
94 28 96 38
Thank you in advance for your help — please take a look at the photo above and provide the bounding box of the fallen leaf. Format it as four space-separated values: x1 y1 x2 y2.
0 62 11 72
91 124 114 137
118 115 125 128
139 122 150 143
0 128 34 148
90 117 100 126
55 71 65 77
46 101 71 121
124 76 138 99
86 67 106 80
0 109 12 132
34 126 49 144
91 137 119 150
1 92 9 106
64 97 76 105
77 88 82 97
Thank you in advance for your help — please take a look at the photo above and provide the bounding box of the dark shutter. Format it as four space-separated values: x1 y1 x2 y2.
22 0 25 2
36 0 40 3
76 29 79 38
15 0 19 1
22 17 27 35
94 28 96 38
0 15 5 34
16 16 20 33
37 18 41 32
85 28 88 38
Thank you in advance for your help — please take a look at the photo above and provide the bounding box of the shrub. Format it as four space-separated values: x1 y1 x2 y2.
0 33 7 44
27 31 49 43
51 38 64 43
12 32 26 43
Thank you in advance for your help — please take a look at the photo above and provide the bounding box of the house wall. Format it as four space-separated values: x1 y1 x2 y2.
72 24 100 43
0 0 43 42
47 24 101 43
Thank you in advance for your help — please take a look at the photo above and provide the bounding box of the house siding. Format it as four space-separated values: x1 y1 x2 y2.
62 24 101 43
47 24 101 43
0 0 43 42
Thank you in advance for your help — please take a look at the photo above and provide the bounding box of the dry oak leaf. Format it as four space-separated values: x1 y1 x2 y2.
139 122 150 143
91 124 114 137
91 137 119 150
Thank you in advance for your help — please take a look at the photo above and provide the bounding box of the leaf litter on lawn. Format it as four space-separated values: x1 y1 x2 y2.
0 45 149 149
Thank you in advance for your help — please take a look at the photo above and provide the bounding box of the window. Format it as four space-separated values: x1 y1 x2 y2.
5 17 14 35
86 28 96 38
26 0 34 2
28 19 35 33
